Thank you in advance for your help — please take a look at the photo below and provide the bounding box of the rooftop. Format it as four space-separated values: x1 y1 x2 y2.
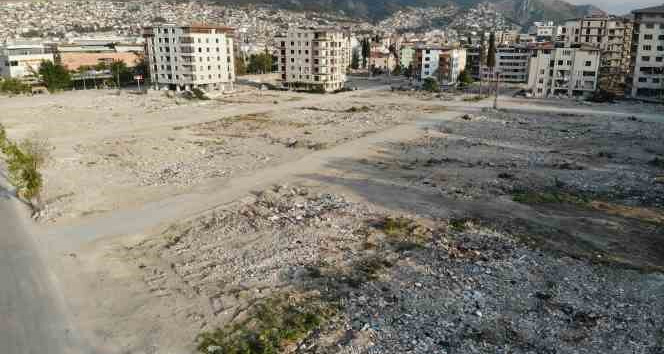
632 4 664 14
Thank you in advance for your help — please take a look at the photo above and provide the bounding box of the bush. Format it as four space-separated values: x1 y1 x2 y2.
0 124 48 204
192 88 209 100
422 77 439 92
196 295 333 354
0 78 31 95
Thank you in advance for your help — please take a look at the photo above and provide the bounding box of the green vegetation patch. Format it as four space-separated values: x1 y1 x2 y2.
0 124 47 202
196 294 334 354
381 216 432 250
512 190 589 206
463 95 489 102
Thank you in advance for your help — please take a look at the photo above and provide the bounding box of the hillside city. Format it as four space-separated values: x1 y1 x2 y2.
0 1 663 354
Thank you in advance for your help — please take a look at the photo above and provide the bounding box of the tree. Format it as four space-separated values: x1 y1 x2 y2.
247 52 272 74
351 49 360 70
38 60 71 92
235 56 247 75
361 38 371 68
110 60 132 86
459 70 473 86
404 64 413 79
422 77 439 92
94 62 108 71
392 64 401 76
487 32 496 69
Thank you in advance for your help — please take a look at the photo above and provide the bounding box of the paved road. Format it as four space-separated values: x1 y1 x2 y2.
0 182 85 354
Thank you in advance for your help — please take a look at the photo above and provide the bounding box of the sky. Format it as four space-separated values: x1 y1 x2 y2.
565 0 663 15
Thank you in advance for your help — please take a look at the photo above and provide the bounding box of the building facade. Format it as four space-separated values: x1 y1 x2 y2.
0 42 54 82
414 45 466 85
527 44 600 98
495 45 529 83
560 16 633 96
143 24 235 92
275 28 350 92
628 5 664 101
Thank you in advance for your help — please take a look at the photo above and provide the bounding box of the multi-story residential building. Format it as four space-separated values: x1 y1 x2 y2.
628 5 664 101
399 45 415 70
143 24 236 92
527 43 600 98
275 27 351 92
0 42 54 81
532 21 562 42
465 44 485 80
414 45 466 85
560 16 633 96
495 45 529 83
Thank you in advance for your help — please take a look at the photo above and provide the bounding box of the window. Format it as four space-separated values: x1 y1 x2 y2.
657 57 663 62
585 61 592 67
645 23 655 29
654 78 661 84
558 60 563 65
638 77 647 82
658 46 664 52
644 34 653 40
642 56 651 61
643 45 652 51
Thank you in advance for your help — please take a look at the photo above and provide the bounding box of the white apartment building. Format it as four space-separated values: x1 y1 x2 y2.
495 45 530 83
532 21 562 42
527 44 600 98
143 24 235 92
0 42 54 81
414 46 467 85
275 28 351 92
629 5 664 101
560 16 633 95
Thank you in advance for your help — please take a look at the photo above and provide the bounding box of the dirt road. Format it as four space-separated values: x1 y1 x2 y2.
0 179 86 354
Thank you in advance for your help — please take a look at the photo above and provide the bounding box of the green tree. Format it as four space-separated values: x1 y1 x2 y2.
94 61 109 71
459 70 473 85
235 56 247 75
487 32 496 69
404 64 413 79
38 60 71 92
422 77 438 92
351 49 360 70
247 52 272 74
110 60 132 86
392 64 401 76
361 38 371 68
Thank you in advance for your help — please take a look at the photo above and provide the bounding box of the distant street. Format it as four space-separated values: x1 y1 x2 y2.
0 182 83 354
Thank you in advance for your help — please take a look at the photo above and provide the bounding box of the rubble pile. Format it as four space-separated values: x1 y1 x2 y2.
133 187 664 354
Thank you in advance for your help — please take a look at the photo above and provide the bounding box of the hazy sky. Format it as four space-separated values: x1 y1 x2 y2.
566 0 663 15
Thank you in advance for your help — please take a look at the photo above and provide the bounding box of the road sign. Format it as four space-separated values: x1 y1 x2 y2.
134 75 143 81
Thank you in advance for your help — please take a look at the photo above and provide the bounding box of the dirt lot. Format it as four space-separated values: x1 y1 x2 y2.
32 87 664 354
0 86 431 223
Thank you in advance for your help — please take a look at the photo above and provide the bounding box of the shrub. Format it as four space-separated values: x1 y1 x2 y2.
422 77 439 92
192 88 210 100
0 125 48 204
196 295 333 354
0 78 31 95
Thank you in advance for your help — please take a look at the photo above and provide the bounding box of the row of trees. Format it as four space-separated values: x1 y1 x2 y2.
7 58 147 93
234 51 273 75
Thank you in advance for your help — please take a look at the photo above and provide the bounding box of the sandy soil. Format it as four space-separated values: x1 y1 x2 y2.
0 86 431 223
3 84 663 354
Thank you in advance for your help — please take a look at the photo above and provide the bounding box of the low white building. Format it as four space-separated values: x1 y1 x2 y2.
414 45 466 85
527 43 600 98
143 24 236 92
0 42 54 80
275 27 351 92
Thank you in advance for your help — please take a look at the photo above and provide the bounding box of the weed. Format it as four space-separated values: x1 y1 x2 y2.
0 125 48 204
192 88 210 100
196 294 333 354
649 157 664 169
463 95 488 102
345 106 370 113
449 217 479 231
512 191 588 206
381 216 432 250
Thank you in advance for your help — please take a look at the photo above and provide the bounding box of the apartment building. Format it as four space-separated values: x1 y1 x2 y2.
527 43 600 98
143 24 235 92
275 28 351 92
495 45 530 83
465 44 485 80
628 5 664 101
414 45 467 85
0 42 54 81
560 16 633 95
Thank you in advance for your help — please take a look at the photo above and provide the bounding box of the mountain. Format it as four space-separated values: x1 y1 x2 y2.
218 0 605 24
